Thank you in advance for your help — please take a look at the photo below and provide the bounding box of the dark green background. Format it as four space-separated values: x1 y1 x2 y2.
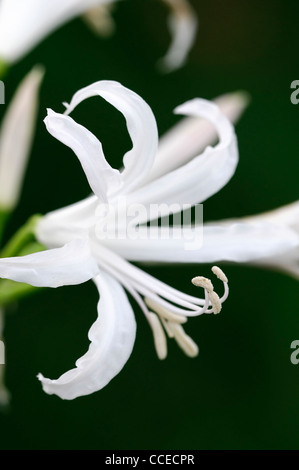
0 0 299 450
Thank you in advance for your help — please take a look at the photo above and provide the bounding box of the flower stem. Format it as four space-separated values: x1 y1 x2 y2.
0 59 8 79
0 210 10 246
0 214 42 258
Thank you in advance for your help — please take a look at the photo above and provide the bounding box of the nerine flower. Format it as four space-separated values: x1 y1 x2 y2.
0 81 296 401
0 0 197 72
0 80 249 400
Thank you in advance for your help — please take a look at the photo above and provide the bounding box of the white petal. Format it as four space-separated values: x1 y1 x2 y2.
124 98 238 223
221 200 299 279
251 247 299 280
242 200 299 234
35 196 98 248
102 222 299 264
44 109 121 202
0 0 112 63
0 238 98 287
144 91 250 184
0 66 44 210
158 0 198 72
38 270 136 400
63 80 159 194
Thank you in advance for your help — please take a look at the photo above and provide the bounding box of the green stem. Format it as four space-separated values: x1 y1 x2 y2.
0 210 10 246
0 59 8 79
0 278 41 306
0 214 42 258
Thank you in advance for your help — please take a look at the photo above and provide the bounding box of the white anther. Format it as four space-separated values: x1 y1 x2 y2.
208 290 222 314
145 297 187 324
212 266 228 283
167 323 199 358
148 312 168 360
191 276 214 292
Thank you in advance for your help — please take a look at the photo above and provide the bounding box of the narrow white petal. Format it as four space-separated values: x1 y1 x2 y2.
38 271 136 400
0 238 98 287
158 0 198 72
251 247 299 280
0 0 113 63
242 200 299 234
35 196 98 248
124 98 238 223
145 91 250 184
0 66 44 210
44 110 121 202
63 80 159 194
221 200 299 279
102 223 299 264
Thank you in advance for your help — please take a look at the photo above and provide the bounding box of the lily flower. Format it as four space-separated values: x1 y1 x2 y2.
0 81 295 402
0 80 249 400
0 66 44 215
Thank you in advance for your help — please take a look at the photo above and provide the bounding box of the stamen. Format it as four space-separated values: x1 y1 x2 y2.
145 297 187 324
192 276 214 292
168 323 199 358
208 290 222 314
160 317 175 338
148 312 167 360
192 267 229 314
212 266 228 283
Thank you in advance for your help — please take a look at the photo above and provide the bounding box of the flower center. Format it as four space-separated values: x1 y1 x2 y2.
93 243 229 360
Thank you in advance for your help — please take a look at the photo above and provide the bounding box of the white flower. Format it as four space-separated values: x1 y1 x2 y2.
0 66 44 212
0 80 249 400
0 0 112 64
0 80 296 401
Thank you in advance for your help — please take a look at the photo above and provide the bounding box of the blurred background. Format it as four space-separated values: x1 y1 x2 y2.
0 0 299 450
